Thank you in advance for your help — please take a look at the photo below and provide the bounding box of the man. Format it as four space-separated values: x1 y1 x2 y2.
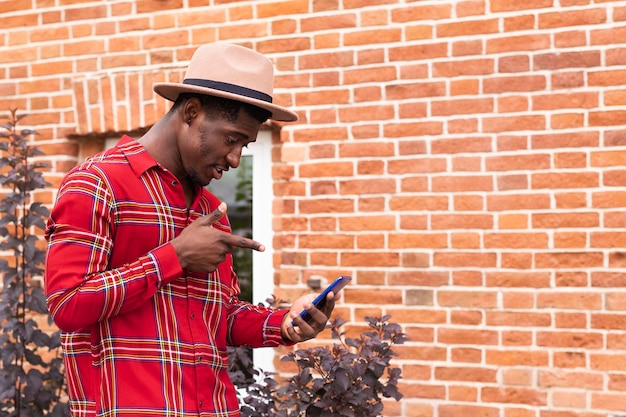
44 43 338 417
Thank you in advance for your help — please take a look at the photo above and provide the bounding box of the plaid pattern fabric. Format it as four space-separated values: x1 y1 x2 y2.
45 135 289 417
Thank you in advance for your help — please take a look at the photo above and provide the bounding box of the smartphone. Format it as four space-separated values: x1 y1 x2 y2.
292 275 352 326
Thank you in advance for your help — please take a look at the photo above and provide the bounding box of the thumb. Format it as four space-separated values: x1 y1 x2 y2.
206 202 227 224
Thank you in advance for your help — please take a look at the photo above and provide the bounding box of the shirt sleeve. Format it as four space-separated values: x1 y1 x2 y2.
44 168 183 332
227 302 296 348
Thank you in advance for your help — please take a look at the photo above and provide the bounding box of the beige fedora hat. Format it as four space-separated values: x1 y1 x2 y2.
154 43 298 122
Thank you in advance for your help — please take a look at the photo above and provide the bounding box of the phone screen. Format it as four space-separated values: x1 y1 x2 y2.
292 275 352 325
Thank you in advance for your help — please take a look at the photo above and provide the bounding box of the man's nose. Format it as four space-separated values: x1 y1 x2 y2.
225 147 242 169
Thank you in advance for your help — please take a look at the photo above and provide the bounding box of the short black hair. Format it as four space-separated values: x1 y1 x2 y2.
171 93 271 124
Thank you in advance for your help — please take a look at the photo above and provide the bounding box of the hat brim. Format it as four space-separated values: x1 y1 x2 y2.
153 82 298 122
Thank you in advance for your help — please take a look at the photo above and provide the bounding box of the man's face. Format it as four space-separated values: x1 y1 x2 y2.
182 108 260 187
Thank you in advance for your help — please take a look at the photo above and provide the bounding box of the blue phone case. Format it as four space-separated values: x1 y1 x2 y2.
292 276 352 325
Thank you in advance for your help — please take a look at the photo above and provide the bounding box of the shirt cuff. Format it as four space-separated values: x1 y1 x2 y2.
264 309 296 347
148 243 183 286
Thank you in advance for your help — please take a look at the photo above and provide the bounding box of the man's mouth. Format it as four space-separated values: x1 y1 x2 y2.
213 166 227 180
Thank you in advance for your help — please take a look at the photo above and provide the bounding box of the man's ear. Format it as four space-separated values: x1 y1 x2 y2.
183 96 203 125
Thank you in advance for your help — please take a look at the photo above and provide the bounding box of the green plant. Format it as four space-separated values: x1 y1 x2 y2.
0 109 68 416
237 315 408 417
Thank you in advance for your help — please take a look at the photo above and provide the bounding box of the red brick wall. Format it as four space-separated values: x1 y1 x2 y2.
3 0 626 416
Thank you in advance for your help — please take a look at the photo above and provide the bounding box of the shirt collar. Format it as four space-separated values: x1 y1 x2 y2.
115 135 159 177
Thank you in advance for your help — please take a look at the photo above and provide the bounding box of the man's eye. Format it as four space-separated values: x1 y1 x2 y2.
226 136 237 145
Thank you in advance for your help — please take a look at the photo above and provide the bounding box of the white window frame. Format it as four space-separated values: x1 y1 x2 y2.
243 131 276 371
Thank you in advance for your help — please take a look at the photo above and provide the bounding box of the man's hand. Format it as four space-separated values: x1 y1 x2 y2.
170 202 265 272
281 291 340 343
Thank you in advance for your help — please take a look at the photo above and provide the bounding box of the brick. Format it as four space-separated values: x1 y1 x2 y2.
389 232 447 249
436 366 497 383
483 115 546 132
554 351 586 369
533 92 598 110
450 80 480 96
457 0 486 17
487 154 551 171
451 310 483 325
488 194 550 211
438 328 498 345
501 254 532 271
555 29 587 48
487 34 550 53
484 75 547 94
482 387 547 406
344 28 401 46
453 195 483 210
387 81 446 100
484 232 549 249
292 127 348 142
590 27 626 45
591 392 626 412
438 18 499 37
339 104 395 123
387 121 443 138
485 348 549 367
389 158 446 174
554 313 588 329
300 13 356 32
431 214 493 229
392 4 452 22
389 270 449 286
136 0 183 13
554 231 587 248
607 292 626 311
450 348 481 364
496 175 528 191
591 353 626 371
491 0 553 12
433 59 494 77
538 292 601 310
343 250 401 268
295 88 350 105
555 153 587 169
589 70 626 87
498 55 530 73
487 311 551 327
486 272 551 288
434 252 497 268
607 47 626 66
452 40 483 56
552 71 585 89
452 271 483 286
591 313 626 330
389 43 448 62
440 404 499 417
502 292 534 309
534 51 601 70
533 212 599 228
432 175 493 192
539 8 607 29
532 172 599 190
532 131 599 148
432 98 493 116
65 5 107 21
438 291 497 308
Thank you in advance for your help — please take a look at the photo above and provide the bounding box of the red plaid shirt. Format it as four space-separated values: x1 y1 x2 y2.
45 135 289 417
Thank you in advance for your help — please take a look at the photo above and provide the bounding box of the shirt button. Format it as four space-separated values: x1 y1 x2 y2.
199 401 203 407
172 180 178 186
190 313 195 319
198 356 203 362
